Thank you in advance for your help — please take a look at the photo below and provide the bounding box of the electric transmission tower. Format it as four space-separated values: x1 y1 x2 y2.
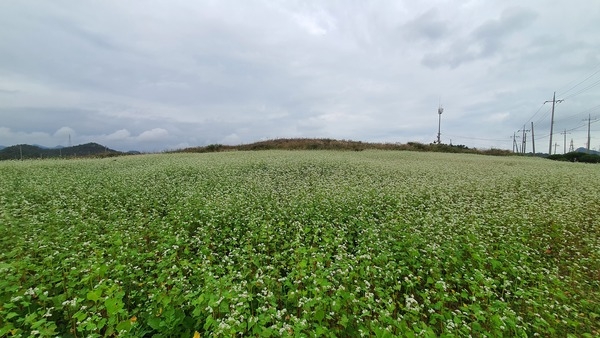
569 139 574 153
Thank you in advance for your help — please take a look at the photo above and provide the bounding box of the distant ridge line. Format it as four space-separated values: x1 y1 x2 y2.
174 138 511 156
0 142 120 160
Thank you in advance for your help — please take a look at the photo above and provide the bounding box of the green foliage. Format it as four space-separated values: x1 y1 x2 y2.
176 138 512 156
548 151 600 163
0 151 598 336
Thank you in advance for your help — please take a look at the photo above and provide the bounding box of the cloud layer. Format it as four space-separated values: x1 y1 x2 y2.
1 1 599 152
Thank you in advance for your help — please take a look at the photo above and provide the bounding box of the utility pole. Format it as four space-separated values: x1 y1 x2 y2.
560 129 570 154
554 142 559 155
531 122 536 155
544 92 564 155
588 115 591 153
583 114 599 153
519 125 530 154
511 133 521 153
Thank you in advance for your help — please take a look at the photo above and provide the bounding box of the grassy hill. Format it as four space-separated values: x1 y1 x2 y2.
0 142 120 160
0 138 521 161
176 138 512 156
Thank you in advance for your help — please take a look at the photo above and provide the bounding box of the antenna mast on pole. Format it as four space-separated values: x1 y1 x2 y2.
436 101 444 144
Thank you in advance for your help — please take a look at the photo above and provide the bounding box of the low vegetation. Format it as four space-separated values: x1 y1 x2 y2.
176 138 512 156
547 151 600 163
1 151 598 336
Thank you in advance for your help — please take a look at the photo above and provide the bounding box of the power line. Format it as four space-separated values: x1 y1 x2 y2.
554 104 600 123
533 107 552 126
565 123 588 132
562 78 600 100
533 132 551 141
516 64 600 153
558 64 600 97
444 134 510 142
523 103 546 125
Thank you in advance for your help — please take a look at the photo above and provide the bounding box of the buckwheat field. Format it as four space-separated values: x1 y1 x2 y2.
1 151 598 337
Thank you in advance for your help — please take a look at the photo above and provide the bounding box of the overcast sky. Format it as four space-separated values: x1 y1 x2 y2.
1 1 599 153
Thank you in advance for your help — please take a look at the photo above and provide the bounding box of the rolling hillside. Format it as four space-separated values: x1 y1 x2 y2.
0 143 120 160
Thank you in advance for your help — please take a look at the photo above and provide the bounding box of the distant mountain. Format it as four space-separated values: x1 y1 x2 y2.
32 144 51 149
575 147 600 156
32 144 66 150
0 145 5 150
0 142 121 160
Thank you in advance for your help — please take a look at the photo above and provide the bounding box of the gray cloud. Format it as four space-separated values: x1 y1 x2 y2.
403 8 449 42
0 1 599 152
421 7 538 69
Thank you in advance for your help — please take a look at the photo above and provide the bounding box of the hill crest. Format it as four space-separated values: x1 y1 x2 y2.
176 138 511 156
0 142 120 160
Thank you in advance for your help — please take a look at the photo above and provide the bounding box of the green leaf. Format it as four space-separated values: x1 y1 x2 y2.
116 319 132 332
105 297 124 316
314 309 325 322
260 327 273 337
339 314 349 328
148 316 162 330
87 289 102 302
6 312 19 319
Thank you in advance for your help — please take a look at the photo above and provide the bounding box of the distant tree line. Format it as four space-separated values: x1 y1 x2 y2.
175 138 512 156
547 152 600 163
